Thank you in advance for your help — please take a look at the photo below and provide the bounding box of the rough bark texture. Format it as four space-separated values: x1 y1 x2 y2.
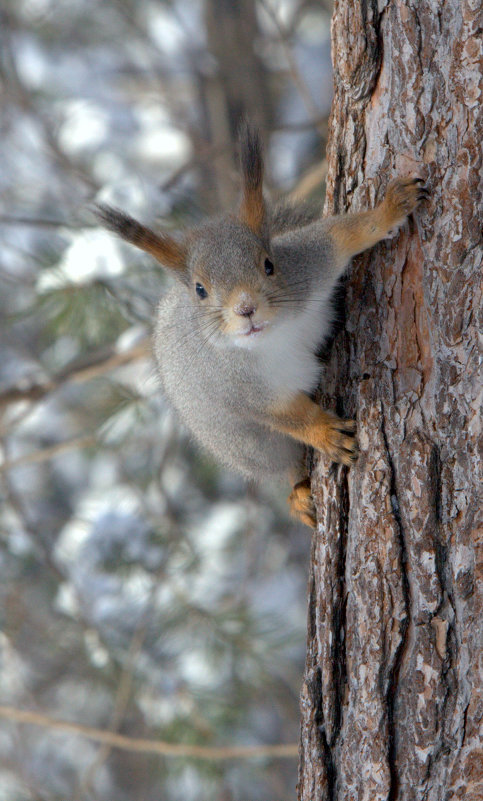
298 2 482 800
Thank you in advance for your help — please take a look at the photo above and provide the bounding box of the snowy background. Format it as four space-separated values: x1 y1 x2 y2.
0 1 333 799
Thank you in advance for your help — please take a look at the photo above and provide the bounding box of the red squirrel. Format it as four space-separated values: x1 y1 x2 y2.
97 124 428 527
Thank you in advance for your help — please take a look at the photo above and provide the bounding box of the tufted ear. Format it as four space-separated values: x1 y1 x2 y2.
95 204 186 272
238 123 266 238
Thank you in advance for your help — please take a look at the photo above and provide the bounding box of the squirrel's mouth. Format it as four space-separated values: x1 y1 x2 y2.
238 321 267 337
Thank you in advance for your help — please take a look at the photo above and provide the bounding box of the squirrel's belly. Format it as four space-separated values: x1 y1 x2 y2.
155 295 318 480
186 413 303 480
158 360 302 480
164 380 302 479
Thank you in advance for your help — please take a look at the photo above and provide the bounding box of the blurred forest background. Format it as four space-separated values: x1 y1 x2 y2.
0 1 334 799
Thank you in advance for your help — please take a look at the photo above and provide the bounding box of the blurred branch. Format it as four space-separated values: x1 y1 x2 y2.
289 159 328 201
0 10 100 193
160 117 328 195
0 705 298 761
259 0 326 139
0 338 151 411
1 471 65 583
160 141 231 192
78 585 160 796
273 117 328 134
0 433 97 473
0 215 87 229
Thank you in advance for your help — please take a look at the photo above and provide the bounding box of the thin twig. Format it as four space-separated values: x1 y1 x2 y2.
160 142 231 192
259 0 326 139
289 159 328 201
1 14 100 193
0 339 151 411
78 583 161 796
273 117 328 134
0 215 86 229
0 434 98 473
159 118 328 195
0 705 299 761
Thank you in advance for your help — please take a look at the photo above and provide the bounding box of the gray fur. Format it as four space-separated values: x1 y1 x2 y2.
269 200 321 234
98 134 426 497
154 213 342 482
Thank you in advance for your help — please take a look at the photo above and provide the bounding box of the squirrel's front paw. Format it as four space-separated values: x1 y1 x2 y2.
313 412 358 466
384 177 429 234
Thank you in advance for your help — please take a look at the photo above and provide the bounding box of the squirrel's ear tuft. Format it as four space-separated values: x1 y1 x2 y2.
238 122 265 237
95 204 186 272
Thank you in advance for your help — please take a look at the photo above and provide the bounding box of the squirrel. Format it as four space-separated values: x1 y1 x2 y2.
96 124 428 528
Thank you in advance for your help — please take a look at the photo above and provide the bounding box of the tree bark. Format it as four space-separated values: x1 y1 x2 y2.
298 2 481 800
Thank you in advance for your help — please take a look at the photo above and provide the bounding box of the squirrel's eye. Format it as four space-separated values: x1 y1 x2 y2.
264 258 274 276
195 282 208 299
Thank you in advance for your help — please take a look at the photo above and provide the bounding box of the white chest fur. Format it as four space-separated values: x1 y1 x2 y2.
254 291 333 399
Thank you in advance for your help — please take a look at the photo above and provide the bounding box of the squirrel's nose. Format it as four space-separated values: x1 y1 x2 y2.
233 300 257 317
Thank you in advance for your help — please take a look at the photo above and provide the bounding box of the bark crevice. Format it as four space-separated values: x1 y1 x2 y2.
329 472 349 749
380 408 411 801
311 666 337 801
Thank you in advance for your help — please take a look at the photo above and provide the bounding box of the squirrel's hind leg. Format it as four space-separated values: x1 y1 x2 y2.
288 477 316 529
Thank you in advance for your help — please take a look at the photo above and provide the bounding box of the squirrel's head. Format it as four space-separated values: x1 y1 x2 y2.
97 124 284 349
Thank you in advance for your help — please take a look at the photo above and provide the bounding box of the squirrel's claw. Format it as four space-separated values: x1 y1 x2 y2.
383 177 429 230
315 414 358 466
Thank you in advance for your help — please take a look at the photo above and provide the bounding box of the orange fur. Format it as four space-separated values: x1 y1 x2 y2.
268 393 357 466
135 228 186 270
95 204 186 271
325 177 427 264
238 122 266 237
239 187 265 237
288 478 316 528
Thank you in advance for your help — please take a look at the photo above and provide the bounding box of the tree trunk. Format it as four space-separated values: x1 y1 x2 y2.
298 2 481 800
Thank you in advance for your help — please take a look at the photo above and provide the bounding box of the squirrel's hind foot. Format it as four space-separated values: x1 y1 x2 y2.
288 478 316 528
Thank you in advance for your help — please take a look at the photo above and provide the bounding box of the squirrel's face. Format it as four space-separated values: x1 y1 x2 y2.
96 124 281 351
186 217 282 349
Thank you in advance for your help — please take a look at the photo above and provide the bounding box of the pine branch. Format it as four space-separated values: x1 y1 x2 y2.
0 433 97 472
0 215 87 229
0 339 151 411
0 705 298 761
